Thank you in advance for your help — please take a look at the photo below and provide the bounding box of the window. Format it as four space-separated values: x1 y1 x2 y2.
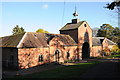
38 55 44 62
84 32 89 42
55 49 60 62
84 24 87 27
66 51 70 59
55 50 59 55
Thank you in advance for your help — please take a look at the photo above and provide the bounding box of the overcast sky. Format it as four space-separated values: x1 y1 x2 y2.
1 0 118 37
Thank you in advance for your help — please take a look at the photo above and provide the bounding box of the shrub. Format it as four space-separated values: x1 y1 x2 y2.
110 45 120 54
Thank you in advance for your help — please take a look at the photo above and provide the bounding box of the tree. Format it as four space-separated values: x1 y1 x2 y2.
105 1 120 26
36 28 49 33
113 27 120 36
97 24 120 47
105 1 120 48
97 24 114 40
112 27 120 47
106 0 120 10
12 25 25 35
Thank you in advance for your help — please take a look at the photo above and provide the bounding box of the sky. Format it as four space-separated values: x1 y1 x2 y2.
0 0 118 37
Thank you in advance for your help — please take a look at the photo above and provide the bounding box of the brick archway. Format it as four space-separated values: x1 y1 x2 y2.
82 42 90 59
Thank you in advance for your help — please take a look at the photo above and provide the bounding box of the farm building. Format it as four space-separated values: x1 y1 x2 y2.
0 11 116 70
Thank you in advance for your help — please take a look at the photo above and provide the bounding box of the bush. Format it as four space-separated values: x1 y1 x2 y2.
110 45 120 55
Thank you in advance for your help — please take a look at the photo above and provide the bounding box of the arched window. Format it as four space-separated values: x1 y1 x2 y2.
84 24 87 27
38 55 44 62
66 51 70 59
84 32 89 42
55 50 59 55
55 49 60 62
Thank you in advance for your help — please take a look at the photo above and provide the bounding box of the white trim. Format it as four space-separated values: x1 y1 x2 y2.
17 32 27 48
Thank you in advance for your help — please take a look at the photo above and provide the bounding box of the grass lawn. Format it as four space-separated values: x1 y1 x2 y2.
104 54 120 58
90 54 120 59
15 61 100 78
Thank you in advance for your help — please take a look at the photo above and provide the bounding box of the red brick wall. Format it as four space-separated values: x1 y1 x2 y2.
49 37 78 63
108 45 115 50
78 21 93 57
60 21 93 59
102 38 109 49
18 47 49 69
92 46 102 57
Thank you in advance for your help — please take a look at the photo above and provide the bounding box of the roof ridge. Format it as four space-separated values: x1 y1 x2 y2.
106 38 116 44
17 32 27 48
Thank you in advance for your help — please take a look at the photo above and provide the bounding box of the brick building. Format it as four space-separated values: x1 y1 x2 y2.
0 11 116 70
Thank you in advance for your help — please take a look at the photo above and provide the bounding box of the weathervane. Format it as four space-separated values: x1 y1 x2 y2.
73 5 78 18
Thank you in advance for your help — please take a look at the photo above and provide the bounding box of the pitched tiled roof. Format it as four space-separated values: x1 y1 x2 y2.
0 32 77 48
0 33 25 47
92 37 116 46
45 33 77 46
92 37 104 46
19 32 48 48
106 39 116 45
60 21 85 31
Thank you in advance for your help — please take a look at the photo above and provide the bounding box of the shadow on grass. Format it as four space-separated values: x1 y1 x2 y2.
14 61 100 78
2 62 64 79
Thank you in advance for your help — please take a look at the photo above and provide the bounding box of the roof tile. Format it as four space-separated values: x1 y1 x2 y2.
60 21 84 31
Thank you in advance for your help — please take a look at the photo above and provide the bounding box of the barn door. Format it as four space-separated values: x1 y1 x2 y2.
82 42 90 59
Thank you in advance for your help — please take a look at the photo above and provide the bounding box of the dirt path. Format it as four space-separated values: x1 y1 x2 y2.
80 60 120 79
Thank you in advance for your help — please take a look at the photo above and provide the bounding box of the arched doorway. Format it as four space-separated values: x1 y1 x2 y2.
54 49 60 62
82 42 90 59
